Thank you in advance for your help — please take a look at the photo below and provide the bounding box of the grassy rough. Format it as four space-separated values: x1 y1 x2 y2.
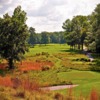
0 44 100 99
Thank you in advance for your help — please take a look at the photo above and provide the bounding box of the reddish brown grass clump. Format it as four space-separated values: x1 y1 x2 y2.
21 79 40 91
0 63 6 69
18 61 53 71
90 89 99 100
0 76 40 92
0 76 12 87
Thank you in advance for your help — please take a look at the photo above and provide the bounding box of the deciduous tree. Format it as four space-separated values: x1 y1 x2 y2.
0 6 29 69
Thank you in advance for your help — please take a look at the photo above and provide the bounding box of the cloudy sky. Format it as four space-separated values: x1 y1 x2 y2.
0 0 100 33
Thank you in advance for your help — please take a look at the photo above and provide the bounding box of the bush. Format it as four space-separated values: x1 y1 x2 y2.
54 93 64 100
60 80 73 85
90 59 100 71
0 69 4 75
90 89 99 100
11 78 21 89
95 60 100 65
15 91 25 98
42 65 50 71
73 58 90 62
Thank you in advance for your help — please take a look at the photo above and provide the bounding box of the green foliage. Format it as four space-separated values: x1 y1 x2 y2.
62 4 100 52
93 4 100 53
28 27 37 46
28 31 66 45
41 31 50 45
62 15 90 50
0 6 29 69
0 70 5 76
84 4 100 53
50 31 66 44
90 53 100 71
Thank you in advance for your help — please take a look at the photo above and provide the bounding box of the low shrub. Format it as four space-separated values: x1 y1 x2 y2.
42 65 50 71
15 91 25 98
73 58 90 62
35 52 49 57
0 69 4 75
11 78 21 89
95 60 100 66
62 81 73 85
90 89 99 100
54 93 64 100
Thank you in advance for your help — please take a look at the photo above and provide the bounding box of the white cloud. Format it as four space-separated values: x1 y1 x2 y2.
0 0 13 5
0 0 100 32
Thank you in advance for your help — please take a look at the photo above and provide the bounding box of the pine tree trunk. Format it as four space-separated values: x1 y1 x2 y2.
82 43 83 51
78 44 80 50
72 45 73 50
74 45 75 50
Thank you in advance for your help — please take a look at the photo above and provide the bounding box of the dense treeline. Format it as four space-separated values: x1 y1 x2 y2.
28 4 100 53
62 4 100 53
28 30 66 46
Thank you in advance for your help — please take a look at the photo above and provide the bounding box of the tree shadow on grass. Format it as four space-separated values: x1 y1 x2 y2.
90 67 100 73
60 49 82 54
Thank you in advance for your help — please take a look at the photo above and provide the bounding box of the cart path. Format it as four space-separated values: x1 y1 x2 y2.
83 47 94 62
41 85 78 91
87 53 94 62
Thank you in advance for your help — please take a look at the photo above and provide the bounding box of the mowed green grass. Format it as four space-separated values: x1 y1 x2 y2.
25 44 69 56
56 70 100 96
23 44 100 96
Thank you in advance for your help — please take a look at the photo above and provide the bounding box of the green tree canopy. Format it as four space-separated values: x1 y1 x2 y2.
0 6 29 69
41 31 50 45
28 27 37 47
84 3 100 53
93 4 100 53
62 15 90 50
